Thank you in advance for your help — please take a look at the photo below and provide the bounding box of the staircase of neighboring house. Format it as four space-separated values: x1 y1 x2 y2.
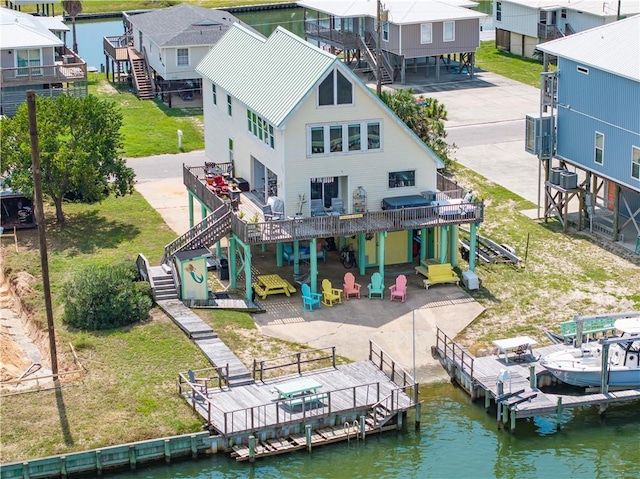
161 205 232 265
128 47 154 100
357 35 393 85
564 23 575 35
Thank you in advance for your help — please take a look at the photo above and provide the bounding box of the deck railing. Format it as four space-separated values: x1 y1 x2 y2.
304 20 359 49
369 340 418 405
252 347 337 382
221 381 382 436
103 34 132 61
435 328 474 380
0 56 87 86
183 165 484 246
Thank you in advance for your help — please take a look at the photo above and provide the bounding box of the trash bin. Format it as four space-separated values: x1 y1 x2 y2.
218 255 229 281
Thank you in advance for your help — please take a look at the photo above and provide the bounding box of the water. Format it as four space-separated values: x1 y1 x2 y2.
107 383 640 479
69 18 125 70
72 2 493 70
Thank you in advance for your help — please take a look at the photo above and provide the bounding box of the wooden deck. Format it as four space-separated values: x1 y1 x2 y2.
181 360 415 437
157 299 253 386
433 329 640 429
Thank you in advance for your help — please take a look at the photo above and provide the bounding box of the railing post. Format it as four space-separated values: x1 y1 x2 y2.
297 352 302 375
332 346 336 368
369 340 373 361
260 360 265 382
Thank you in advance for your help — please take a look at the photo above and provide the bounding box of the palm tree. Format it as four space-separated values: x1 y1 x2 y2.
62 1 83 54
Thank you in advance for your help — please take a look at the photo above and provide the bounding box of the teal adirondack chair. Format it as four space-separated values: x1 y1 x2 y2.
367 272 384 299
301 283 322 311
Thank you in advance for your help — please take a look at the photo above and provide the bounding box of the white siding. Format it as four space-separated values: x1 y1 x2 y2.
281 73 439 216
495 1 542 37
564 10 605 33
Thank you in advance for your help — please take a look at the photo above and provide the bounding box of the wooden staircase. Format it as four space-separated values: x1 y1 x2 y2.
162 205 232 265
358 35 394 85
148 265 178 301
128 47 154 100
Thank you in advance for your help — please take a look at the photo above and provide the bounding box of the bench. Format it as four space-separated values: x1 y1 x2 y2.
414 265 429 277
559 317 617 340
287 393 328 408
252 282 267 299
283 245 326 265
423 263 459 289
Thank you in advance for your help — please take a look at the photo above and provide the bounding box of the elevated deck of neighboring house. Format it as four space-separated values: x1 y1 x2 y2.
0 47 87 116
102 34 154 100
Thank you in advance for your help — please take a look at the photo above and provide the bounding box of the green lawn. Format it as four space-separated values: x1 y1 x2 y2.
475 41 548 88
87 73 204 157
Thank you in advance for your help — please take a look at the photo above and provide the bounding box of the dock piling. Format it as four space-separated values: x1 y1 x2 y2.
164 439 171 463
248 435 256 462
556 397 563 431
305 424 312 453
415 402 422 429
360 415 366 440
95 450 102 475
129 445 137 470
529 364 537 390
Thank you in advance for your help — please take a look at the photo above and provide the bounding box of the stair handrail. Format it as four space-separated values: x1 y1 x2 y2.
381 50 395 82
136 253 153 288
161 205 231 264
141 46 156 96
128 47 143 94
357 34 377 69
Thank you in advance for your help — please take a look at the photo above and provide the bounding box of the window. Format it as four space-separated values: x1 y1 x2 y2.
311 177 339 209
632 146 640 180
594 132 604 165
177 48 189 66
383 22 389 42
311 127 324 154
212 84 217 105
443 21 455 42
496 2 502 21
229 138 234 163
367 122 380 150
16 49 41 76
247 109 274 149
318 69 353 106
577 66 589 75
309 121 381 155
348 124 361 151
561 8 567 18
420 23 432 44
227 95 232 116
330 125 343 152
389 170 416 188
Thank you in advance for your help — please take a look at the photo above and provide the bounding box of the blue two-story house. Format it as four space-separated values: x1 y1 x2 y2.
535 15 640 252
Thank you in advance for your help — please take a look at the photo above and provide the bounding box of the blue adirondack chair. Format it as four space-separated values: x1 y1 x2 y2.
301 283 322 311
367 272 384 299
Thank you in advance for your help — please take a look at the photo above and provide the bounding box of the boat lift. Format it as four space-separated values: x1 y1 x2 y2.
458 228 524 267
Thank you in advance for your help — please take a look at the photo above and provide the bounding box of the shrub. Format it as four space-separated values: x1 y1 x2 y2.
62 264 152 330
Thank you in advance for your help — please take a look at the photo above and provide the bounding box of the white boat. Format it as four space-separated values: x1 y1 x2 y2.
541 317 640 388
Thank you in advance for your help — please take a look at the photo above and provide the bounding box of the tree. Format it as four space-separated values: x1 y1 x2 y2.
380 88 456 167
62 263 152 330
62 1 83 54
0 94 134 223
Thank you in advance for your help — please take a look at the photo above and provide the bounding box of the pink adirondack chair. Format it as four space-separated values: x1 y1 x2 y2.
343 272 362 300
389 274 407 302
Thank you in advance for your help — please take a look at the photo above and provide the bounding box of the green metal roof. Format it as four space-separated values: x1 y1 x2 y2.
196 25 336 128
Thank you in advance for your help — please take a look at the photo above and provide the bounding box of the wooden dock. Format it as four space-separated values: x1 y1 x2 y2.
157 299 254 386
433 328 640 430
178 342 419 461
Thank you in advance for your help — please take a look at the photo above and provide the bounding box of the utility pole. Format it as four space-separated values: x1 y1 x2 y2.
376 0 382 95
27 90 59 379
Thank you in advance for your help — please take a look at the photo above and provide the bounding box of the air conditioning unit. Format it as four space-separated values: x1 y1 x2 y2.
525 114 554 157
62 54 74 65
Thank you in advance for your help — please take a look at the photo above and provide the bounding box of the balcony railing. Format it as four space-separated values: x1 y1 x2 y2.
103 34 132 61
0 48 86 86
304 20 359 50
184 165 484 245
538 23 563 41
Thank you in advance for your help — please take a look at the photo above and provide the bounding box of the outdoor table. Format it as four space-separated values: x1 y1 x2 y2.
492 336 538 364
272 378 323 400
253 274 296 299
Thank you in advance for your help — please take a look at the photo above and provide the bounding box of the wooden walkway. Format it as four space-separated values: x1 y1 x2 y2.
157 299 253 386
433 329 640 430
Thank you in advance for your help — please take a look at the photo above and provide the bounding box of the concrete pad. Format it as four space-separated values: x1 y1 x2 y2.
254 284 484 383
135 178 191 235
